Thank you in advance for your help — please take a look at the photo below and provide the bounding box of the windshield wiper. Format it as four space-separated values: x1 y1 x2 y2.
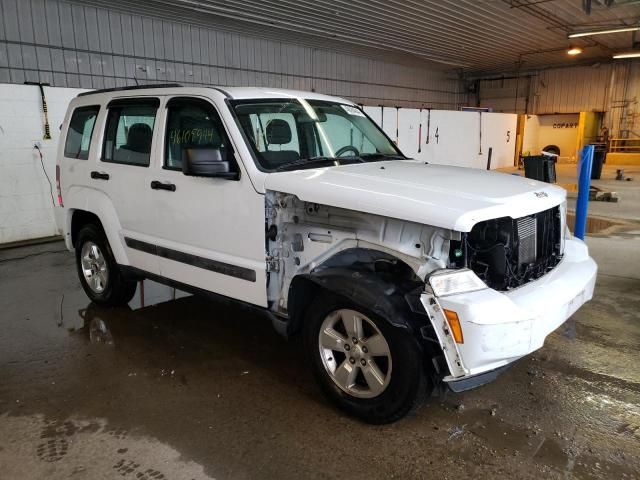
359 153 406 161
272 156 363 172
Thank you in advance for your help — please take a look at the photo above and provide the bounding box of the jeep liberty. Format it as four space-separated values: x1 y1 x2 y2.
55 85 597 423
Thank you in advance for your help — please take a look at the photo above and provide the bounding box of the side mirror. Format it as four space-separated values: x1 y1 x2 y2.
182 148 239 179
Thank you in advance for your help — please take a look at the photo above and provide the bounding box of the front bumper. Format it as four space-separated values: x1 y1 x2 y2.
421 236 597 386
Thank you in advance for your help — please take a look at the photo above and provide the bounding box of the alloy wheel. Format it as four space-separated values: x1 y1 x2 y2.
318 309 392 398
80 241 109 294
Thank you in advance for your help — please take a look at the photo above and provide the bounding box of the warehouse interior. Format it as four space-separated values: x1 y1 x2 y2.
1 0 639 479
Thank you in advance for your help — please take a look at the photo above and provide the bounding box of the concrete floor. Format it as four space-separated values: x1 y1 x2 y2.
565 164 640 224
1 173 640 478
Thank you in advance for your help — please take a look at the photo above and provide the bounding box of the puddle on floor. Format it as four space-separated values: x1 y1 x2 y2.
566 213 630 235
451 407 638 478
58 280 191 332
128 281 191 310
3 245 640 480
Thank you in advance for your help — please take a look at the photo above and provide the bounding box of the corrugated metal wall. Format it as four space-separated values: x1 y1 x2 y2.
607 62 640 139
531 66 613 114
479 63 640 115
478 61 639 137
476 77 531 114
479 66 613 115
0 0 462 108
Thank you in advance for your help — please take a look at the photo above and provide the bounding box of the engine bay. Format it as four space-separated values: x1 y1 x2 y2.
450 206 564 290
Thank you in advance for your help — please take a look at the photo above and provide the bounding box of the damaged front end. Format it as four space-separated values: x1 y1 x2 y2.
418 203 596 392
264 190 459 379
264 192 595 394
448 205 565 291
264 190 458 317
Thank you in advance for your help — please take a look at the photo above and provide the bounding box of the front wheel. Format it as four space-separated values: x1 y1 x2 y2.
304 291 428 424
75 224 137 307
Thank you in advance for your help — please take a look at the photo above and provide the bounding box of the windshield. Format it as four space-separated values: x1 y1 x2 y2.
231 99 404 172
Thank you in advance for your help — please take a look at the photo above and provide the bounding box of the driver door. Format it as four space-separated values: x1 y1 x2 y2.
144 95 267 307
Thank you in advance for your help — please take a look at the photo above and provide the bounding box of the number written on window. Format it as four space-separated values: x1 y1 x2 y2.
165 99 230 170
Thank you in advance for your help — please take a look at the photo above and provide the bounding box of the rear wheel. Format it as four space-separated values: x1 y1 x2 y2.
304 291 428 424
75 224 137 306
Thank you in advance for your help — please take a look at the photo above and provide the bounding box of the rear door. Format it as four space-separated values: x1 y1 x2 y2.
53 101 100 242
59 103 100 221
144 94 267 307
94 97 162 274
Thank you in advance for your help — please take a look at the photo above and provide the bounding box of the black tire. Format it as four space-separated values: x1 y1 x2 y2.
303 290 429 424
75 223 137 307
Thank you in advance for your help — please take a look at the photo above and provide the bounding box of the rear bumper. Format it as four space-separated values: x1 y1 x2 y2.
54 206 73 250
421 236 597 386
53 206 64 236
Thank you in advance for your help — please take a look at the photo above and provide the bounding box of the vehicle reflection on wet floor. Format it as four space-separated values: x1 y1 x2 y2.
60 279 192 345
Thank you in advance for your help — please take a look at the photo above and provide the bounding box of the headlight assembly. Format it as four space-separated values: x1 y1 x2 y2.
428 269 487 297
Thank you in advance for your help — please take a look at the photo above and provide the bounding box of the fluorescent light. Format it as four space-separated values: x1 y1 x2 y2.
567 47 583 55
613 52 640 59
568 26 640 38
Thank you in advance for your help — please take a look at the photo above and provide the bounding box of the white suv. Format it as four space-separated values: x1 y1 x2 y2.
55 84 597 423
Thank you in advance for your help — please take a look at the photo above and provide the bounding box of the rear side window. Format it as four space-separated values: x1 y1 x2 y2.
165 98 231 170
64 106 99 159
102 99 158 167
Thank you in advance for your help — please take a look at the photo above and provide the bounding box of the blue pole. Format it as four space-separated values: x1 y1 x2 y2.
575 144 594 240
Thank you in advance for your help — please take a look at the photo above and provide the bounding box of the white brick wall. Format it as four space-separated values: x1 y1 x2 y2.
0 83 86 244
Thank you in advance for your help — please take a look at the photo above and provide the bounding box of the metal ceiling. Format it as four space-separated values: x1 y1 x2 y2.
73 0 640 76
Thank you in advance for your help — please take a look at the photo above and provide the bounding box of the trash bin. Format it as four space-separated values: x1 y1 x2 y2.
523 156 544 181
590 143 606 180
545 156 557 183
523 155 556 183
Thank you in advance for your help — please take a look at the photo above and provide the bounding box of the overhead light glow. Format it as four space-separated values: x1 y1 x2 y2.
613 52 640 59
568 26 640 38
567 47 583 56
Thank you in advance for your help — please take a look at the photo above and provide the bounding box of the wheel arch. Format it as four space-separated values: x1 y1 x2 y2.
71 210 103 246
69 207 127 265
65 187 128 265
286 248 429 337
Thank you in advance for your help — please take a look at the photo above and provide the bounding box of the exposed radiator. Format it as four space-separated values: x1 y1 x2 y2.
454 206 563 291
517 216 537 265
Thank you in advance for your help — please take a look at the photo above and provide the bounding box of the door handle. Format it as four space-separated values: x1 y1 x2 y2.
150 180 176 192
90 171 110 180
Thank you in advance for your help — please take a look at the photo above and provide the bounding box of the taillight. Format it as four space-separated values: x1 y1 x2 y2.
56 165 63 206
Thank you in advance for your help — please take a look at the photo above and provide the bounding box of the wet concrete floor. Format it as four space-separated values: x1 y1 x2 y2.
1 238 639 479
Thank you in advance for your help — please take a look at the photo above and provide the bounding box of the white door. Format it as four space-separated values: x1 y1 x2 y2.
61 103 101 206
93 97 162 274
145 95 267 307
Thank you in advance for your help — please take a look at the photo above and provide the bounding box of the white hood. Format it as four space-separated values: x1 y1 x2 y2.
263 160 566 232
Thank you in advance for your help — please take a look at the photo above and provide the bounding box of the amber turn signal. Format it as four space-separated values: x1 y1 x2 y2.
444 309 464 344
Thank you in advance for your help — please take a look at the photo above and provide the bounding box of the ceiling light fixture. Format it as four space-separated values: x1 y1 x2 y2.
568 26 640 38
612 52 640 59
567 47 583 55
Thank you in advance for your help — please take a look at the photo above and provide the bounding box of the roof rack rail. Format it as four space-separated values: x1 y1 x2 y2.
77 83 183 97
